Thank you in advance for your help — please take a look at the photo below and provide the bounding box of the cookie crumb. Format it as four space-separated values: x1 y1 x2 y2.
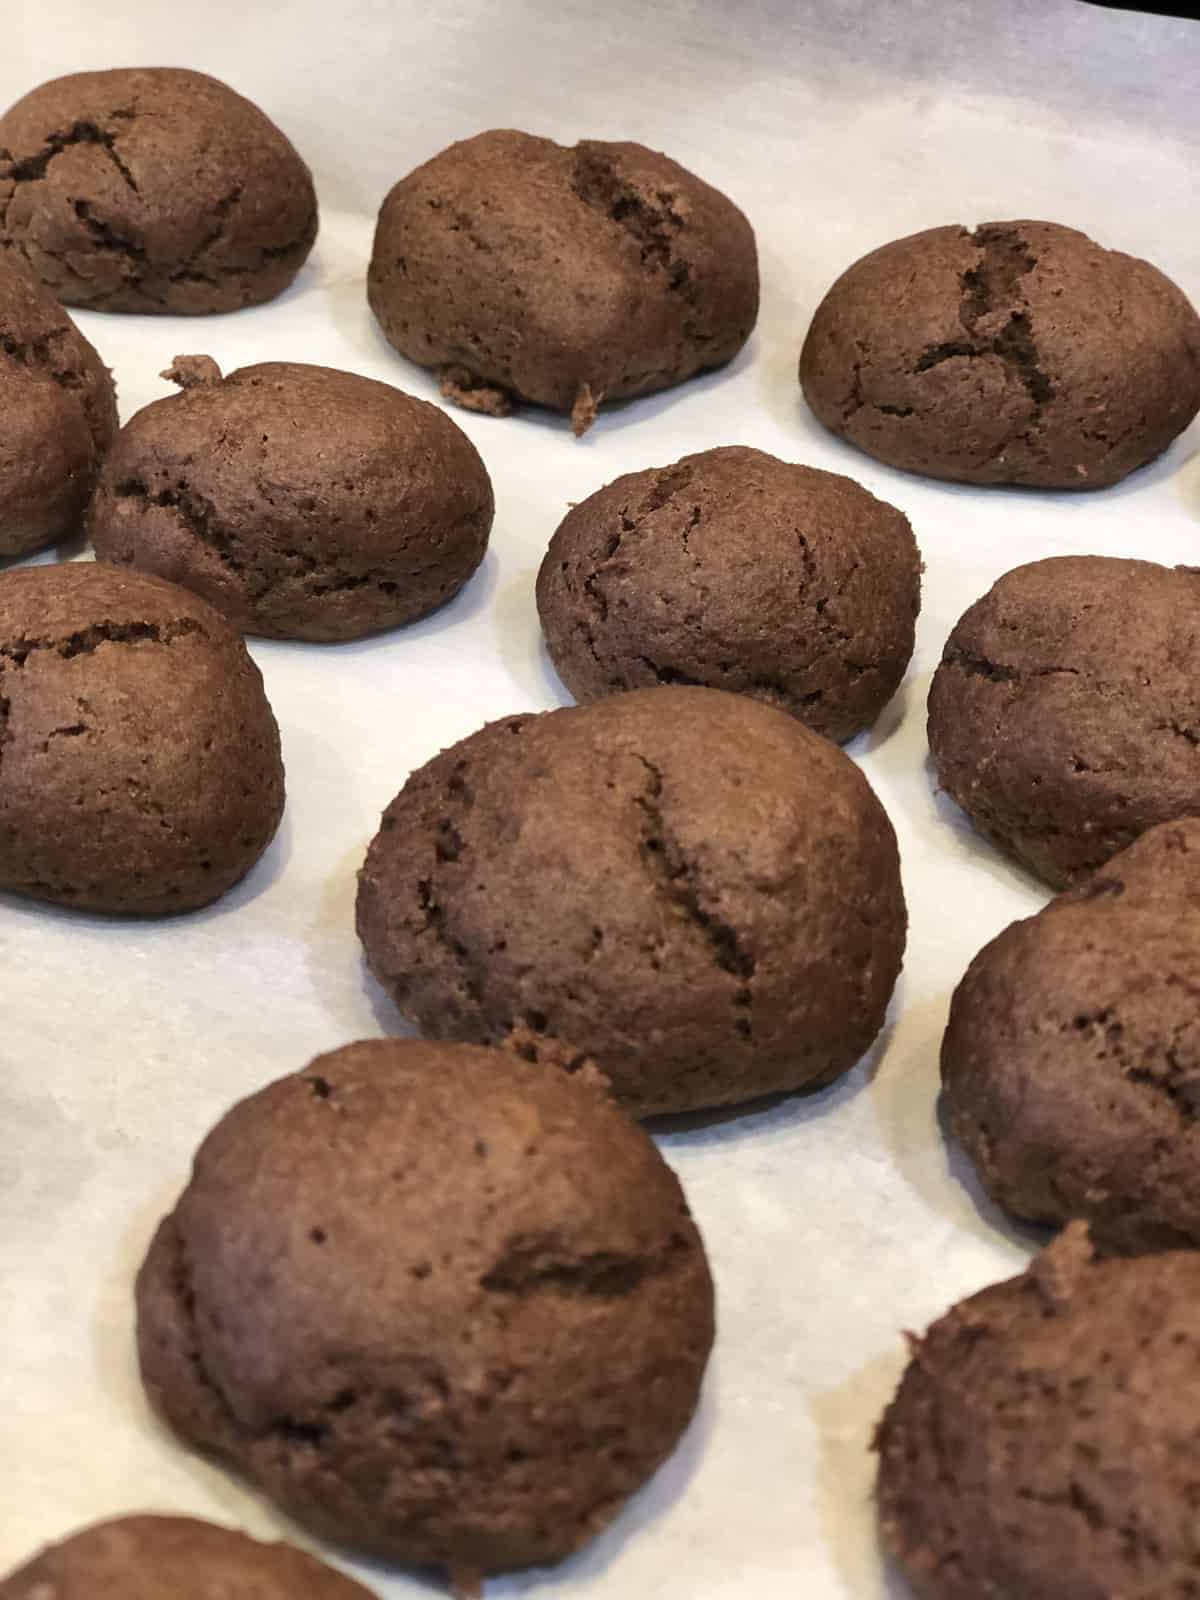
573 1060 614 1097
1031 1220 1095 1309
501 1024 608 1090
162 354 223 389
439 365 513 417
570 380 600 436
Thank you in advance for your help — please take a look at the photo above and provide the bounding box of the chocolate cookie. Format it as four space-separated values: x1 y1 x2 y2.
942 818 1200 1253
136 1039 714 1587
0 1515 375 1599
927 556 1200 888
89 357 494 642
0 256 116 558
356 686 906 1116
0 68 317 314
368 129 758 435
800 221 1200 488
0 562 283 912
876 1223 1200 1599
536 446 921 741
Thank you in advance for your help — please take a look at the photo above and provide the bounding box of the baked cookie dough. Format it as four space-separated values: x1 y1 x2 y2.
0 1515 376 1600
368 129 758 434
136 1039 714 1587
800 220 1200 488
89 357 494 642
876 1223 1200 1599
0 68 317 314
356 686 906 1116
536 445 921 741
0 256 116 558
0 562 283 912
942 818 1200 1253
927 556 1200 888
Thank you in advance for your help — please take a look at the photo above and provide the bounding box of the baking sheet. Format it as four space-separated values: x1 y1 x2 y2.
3 1 1199 1593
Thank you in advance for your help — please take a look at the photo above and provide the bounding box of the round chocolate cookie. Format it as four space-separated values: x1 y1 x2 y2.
368 129 758 435
0 562 283 912
0 256 117 558
942 818 1200 1253
0 68 317 314
927 555 1200 889
800 220 1200 488
89 357 494 642
356 686 906 1116
876 1223 1200 1599
536 445 921 742
136 1039 714 1587
0 1515 375 1600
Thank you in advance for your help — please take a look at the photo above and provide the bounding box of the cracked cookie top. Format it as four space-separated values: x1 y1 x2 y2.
0 1514 378 1600
88 356 494 642
134 1038 714 1585
0 67 317 315
927 555 1200 887
0 560 284 912
800 220 1200 489
0 254 116 556
536 444 921 742
355 684 906 1116
367 128 759 434
876 1223 1200 1600
942 817 1200 1253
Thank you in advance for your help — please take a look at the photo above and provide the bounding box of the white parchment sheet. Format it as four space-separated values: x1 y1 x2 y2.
2 1 1199 1593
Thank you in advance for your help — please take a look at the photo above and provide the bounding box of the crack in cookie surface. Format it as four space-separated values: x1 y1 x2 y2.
913 227 1055 424
571 146 691 293
632 753 755 1039
0 615 205 667
0 115 140 218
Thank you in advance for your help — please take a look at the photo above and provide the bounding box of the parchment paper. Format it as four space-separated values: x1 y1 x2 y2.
3 1 1199 1593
